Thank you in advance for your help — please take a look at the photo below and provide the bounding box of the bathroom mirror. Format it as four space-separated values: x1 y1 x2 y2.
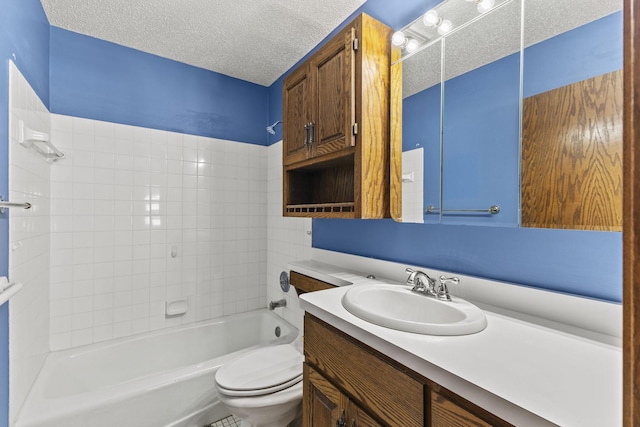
391 0 623 229
395 39 442 224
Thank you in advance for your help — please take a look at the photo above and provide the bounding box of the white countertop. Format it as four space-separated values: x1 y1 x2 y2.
297 266 622 427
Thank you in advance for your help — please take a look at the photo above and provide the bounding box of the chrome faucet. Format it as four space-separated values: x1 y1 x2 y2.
405 268 459 301
405 268 437 297
269 299 286 310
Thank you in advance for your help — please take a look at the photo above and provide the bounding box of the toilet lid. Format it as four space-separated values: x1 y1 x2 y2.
215 345 303 397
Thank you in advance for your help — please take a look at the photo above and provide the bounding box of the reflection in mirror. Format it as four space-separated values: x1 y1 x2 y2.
520 0 622 231
400 41 442 224
441 0 521 227
390 0 623 230
391 0 519 225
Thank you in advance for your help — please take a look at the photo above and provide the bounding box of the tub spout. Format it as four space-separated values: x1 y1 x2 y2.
269 299 286 310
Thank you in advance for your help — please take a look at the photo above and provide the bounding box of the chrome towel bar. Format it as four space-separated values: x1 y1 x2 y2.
425 205 500 214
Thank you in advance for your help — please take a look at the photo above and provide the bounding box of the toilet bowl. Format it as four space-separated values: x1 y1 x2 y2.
214 344 304 427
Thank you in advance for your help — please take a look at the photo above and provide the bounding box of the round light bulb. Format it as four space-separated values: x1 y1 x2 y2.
477 0 495 13
406 38 420 53
423 10 440 27
391 31 407 47
437 19 453 36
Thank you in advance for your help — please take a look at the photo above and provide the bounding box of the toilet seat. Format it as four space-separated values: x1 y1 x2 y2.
215 344 304 397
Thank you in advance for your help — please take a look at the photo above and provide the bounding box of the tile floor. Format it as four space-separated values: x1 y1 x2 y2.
209 414 241 427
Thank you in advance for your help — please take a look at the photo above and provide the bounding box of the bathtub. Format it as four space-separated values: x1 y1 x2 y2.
15 309 298 427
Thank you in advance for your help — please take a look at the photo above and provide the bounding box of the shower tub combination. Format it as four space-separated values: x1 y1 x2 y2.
15 309 298 427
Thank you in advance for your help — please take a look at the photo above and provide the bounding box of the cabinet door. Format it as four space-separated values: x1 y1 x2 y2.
431 392 493 427
283 65 311 166
304 363 348 427
309 27 356 160
349 401 384 427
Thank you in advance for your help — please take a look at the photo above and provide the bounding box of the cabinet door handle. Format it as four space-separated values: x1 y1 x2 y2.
309 121 315 145
303 123 309 146
335 409 346 427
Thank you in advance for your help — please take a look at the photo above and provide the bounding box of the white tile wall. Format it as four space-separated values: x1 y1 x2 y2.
266 141 312 333
8 61 52 424
48 115 269 350
6 62 312 421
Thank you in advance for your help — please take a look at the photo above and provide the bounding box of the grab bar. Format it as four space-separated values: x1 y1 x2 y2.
425 205 500 215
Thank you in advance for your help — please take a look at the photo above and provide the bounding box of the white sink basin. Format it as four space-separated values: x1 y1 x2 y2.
341 284 487 336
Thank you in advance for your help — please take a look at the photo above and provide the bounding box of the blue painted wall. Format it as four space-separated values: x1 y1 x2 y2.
0 1 50 425
403 83 441 225
313 220 621 301
50 28 269 146
442 53 521 227
524 12 623 98
309 10 623 302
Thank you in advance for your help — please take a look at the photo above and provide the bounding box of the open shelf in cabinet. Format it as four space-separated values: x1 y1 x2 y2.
284 155 356 218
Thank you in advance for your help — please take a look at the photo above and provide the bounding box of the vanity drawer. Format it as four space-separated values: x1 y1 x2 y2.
304 314 424 426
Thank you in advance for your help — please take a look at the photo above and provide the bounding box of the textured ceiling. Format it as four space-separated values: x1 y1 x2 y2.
40 0 366 86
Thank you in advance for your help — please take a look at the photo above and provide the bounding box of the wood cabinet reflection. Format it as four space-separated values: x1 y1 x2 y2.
521 70 622 231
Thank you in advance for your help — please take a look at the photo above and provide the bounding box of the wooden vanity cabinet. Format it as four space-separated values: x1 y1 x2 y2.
282 13 393 218
430 390 494 427
304 314 422 426
305 363 383 427
303 314 513 427
290 271 336 295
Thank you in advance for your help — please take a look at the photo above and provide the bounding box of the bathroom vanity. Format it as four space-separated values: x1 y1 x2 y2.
304 313 508 427
291 256 622 427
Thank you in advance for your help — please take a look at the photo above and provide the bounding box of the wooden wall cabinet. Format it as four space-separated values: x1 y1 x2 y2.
299 271 514 427
283 13 393 218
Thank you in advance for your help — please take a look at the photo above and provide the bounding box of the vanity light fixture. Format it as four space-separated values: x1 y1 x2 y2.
467 0 496 14
392 30 407 46
422 9 454 36
391 31 420 53
422 9 441 27
437 19 453 35
405 38 420 52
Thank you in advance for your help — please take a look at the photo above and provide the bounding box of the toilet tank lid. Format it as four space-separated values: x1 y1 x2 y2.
215 344 304 391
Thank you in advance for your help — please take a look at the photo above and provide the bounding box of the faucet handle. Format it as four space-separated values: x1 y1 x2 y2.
439 276 459 286
437 276 459 301
405 268 417 284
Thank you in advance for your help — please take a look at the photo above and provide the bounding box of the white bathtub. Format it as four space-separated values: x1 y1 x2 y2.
15 309 298 427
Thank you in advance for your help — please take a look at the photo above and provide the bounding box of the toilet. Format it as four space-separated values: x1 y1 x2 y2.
214 344 304 427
